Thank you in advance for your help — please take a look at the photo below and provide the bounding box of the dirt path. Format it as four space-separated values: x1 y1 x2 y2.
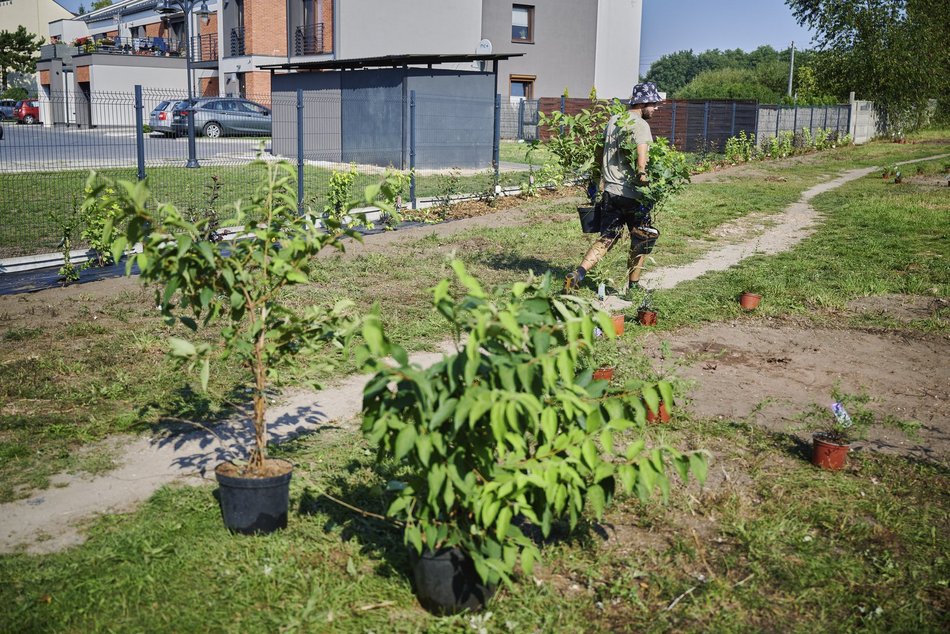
2 157 946 554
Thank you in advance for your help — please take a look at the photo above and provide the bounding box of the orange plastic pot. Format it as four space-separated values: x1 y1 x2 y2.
611 314 625 336
811 434 849 470
592 366 614 381
637 310 657 326
739 292 761 311
646 401 671 423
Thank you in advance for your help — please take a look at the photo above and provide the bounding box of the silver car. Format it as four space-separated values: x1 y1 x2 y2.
171 98 272 138
148 100 182 136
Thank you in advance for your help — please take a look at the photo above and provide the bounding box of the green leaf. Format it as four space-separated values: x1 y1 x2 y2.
657 380 674 408
394 425 417 461
362 313 386 356
581 439 599 470
689 453 709 484
521 546 536 575
167 337 197 358
587 484 606 519
483 499 501 527
416 434 432 467
451 260 486 298
496 506 512 542
642 385 660 416
199 358 210 392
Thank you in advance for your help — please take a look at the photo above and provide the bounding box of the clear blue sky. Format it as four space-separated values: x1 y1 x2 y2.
55 0 815 74
640 0 816 75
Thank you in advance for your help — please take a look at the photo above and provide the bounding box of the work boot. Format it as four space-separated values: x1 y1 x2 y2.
564 270 583 293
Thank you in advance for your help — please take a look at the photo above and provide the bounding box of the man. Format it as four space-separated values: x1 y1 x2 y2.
564 82 663 294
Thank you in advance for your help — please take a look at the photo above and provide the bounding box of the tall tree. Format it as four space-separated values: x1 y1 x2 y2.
786 0 950 131
0 27 44 92
91 0 114 9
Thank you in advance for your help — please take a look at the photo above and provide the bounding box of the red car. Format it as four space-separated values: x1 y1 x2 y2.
15 100 40 124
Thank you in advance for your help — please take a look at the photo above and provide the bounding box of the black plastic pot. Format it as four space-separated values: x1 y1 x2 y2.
410 547 494 615
577 205 601 234
214 460 293 535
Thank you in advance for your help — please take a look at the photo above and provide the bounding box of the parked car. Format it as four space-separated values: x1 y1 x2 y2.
15 100 40 124
148 99 183 136
171 98 271 138
0 99 16 120
0 120 4 141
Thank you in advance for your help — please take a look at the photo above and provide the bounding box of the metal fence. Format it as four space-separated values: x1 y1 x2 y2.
538 97 853 152
0 87 533 261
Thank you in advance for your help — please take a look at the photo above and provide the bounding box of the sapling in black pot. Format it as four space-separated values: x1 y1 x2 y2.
96 159 401 533
359 261 708 614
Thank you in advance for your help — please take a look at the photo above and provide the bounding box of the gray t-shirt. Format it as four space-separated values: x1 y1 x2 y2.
602 110 653 199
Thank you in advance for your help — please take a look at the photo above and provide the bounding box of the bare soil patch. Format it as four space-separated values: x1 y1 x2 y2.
642 313 950 462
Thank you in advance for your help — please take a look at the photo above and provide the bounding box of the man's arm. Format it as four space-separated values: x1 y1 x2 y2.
635 143 649 178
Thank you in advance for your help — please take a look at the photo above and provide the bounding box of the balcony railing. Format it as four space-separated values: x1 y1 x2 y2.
68 36 185 58
229 27 246 57
191 33 218 62
294 23 326 56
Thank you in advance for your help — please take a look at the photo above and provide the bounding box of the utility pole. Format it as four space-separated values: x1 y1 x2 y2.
787 41 796 98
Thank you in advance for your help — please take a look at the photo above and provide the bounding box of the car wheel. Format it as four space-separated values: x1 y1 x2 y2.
24 115 35 124
203 122 223 139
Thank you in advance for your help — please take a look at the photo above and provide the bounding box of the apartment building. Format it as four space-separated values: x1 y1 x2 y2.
0 0 72 38
35 0 641 125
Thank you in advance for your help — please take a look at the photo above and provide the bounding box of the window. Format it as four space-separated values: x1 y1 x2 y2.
512 5 533 43
510 75 535 99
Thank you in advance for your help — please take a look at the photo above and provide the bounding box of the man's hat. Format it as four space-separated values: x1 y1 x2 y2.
629 82 663 105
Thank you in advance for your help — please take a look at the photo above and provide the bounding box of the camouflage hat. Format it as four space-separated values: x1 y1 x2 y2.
629 82 663 105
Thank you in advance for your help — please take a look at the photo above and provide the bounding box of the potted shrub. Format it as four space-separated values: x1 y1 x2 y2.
637 289 657 326
590 332 621 382
96 160 392 533
359 261 708 614
796 389 921 471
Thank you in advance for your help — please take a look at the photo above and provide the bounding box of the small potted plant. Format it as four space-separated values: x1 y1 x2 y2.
98 159 396 533
810 401 859 470
590 333 621 382
637 289 657 326
739 289 762 311
360 262 708 614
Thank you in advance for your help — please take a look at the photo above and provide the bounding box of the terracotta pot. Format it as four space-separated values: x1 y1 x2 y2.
739 292 761 311
811 434 849 470
611 314 625 336
592 366 614 381
637 310 657 326
646 401 671 423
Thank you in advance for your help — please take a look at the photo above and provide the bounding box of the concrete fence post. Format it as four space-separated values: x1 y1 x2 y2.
134 85 146 181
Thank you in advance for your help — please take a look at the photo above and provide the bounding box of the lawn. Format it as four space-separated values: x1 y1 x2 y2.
0 132 948 631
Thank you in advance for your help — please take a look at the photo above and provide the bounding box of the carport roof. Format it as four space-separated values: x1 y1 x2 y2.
259 53 523 72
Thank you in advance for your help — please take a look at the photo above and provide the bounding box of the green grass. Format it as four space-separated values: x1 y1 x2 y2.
1 420 946 632
1 137 947 504
0 163 533 258
1 134 949 630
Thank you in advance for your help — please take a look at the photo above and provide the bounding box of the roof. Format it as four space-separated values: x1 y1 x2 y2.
79 0 159 22
259 53 523 72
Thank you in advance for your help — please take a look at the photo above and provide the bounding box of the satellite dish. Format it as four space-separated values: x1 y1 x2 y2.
477 39 492 56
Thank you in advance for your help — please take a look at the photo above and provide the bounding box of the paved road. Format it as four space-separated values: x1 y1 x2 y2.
0 123 274 172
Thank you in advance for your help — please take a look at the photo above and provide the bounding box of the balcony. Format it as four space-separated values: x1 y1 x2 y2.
191 33 218 63
65 36 185 58
229 27 246 57
294 23 326 56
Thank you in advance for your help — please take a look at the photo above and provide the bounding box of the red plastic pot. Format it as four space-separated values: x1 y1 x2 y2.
646 401 671 423
739 292 761 311
637 310 657 326
592 366 614 381
811 434 849 470
611 314 625 336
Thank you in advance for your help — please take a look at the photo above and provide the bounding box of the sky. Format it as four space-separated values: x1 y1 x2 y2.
639 0 816 75
55 0 816 74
